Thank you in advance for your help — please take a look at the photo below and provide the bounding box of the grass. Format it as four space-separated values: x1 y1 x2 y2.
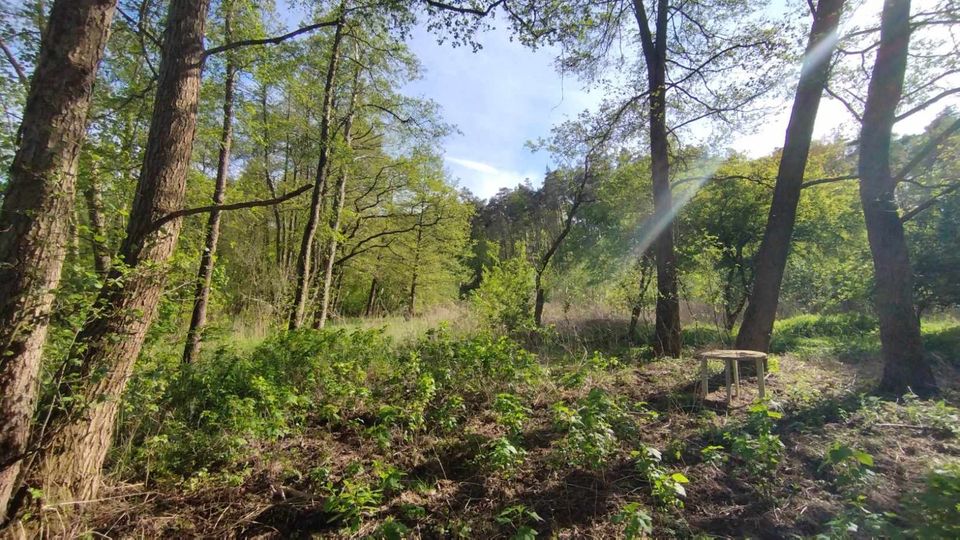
33 310 960 538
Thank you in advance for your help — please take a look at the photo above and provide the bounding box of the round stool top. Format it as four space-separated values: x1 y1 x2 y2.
698 349 767 359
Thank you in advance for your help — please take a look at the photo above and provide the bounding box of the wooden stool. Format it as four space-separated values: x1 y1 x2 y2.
698 349 767 404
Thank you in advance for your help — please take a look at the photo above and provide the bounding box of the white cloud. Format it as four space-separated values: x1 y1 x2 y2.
445 156 539 200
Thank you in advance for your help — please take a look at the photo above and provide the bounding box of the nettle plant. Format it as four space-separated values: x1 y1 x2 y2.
493 393 531 438
632 445 690 509
481 436 528 476
724 402 785 487
612 502 654 539
552 388 639 470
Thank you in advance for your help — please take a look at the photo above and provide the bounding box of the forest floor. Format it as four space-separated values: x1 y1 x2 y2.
53 313 960 539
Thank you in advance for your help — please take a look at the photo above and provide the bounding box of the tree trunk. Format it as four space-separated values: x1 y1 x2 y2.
0 0 117 518
317 60 361 329
262 84 285 265
289 15 344 330
736 0 844 352
183 17 235 365
534 273 545 327
365 276 379 317
857 0 937 397
33 0 210 504
82 170 112 276
407 208 426 318
633 0 681 357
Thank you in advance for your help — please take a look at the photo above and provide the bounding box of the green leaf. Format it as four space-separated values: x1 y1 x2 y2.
671 472 689 483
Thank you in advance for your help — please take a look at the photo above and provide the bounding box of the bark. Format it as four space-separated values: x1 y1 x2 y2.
533 281 545 327
317 60 361 329
289 15 345 330
82 170 112 276
365 276 379 317
262 84 284 265
633 0 681 357
627 254 653 340
857 0 937 397
736 0 844 352
33 0 210 504
183 13 236 365
407 210 425 318
0 0 117 519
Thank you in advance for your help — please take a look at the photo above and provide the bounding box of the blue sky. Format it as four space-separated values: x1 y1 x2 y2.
401 24 598 199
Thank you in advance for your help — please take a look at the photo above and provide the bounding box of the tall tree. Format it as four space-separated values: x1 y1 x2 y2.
856 0 937 397
183 3 237 364
316 51 361 328
0 0 118 518
33 0 211 503
631 0 681 356
737 0 845 352
289 11 345 330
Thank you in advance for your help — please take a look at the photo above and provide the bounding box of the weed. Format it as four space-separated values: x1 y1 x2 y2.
723 402 785 489
904 461 960 538
493 393 531 437
553 388 638 469
633 445 690 509
612 502 654 539
495 504 543 540
482 436 527 476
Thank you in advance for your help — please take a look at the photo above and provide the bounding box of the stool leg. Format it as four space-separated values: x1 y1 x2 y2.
757 358 766 399
701 357 709 397
725 359 732 405
733 359 741 398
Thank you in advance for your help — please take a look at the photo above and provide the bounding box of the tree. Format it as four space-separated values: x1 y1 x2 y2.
736 0 845 352
183 1 237 364
0 0 118 518
289 8 345 330
32 0 211 504
856 0 937 397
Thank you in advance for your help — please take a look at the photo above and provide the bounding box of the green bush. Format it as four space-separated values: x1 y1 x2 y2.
471 246 536 333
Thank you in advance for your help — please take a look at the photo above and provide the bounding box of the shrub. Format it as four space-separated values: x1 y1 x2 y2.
471 246 536 333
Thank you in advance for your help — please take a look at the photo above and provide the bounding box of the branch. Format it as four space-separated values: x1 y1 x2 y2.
149 183 313 233
900 181 960 223
116 6 161 48
895 87 960 123
203 18 341 58
801 173 858 189
0 35 28 87
894 117 960 183
422 0 506 16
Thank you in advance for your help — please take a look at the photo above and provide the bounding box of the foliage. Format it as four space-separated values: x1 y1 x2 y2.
552 388 639 469
612 502 654 539
723 403 785 488
119 329 389 478
904 461 960 539
632 445 690 509
471 244 536 333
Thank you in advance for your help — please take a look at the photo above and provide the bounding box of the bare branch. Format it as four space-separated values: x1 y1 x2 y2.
0 35 28 87
149 183 314 233
900 181 960 222
203 18 342 58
